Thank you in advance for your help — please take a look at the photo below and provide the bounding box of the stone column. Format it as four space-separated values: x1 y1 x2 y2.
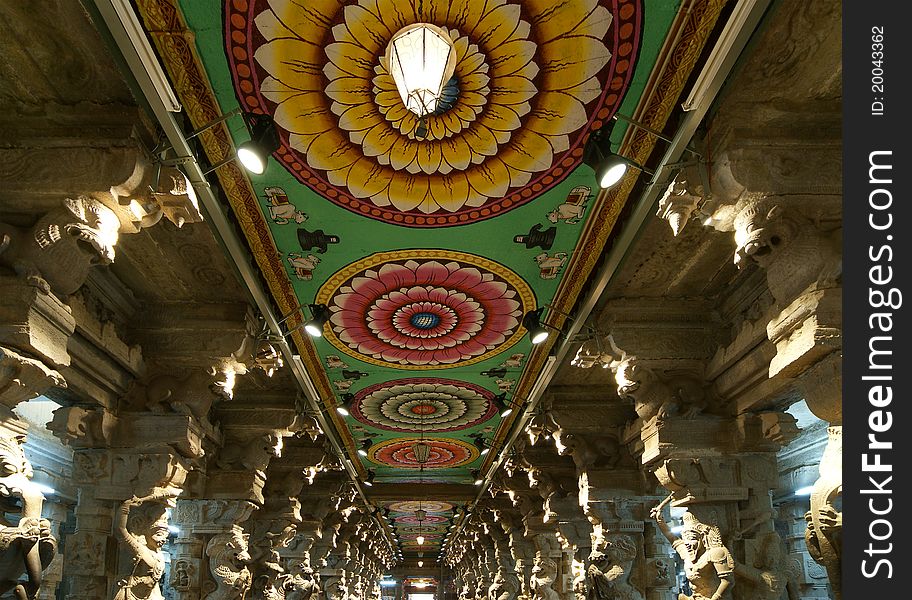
0 277 75 598
64 455 115 599
169 499 258 600
49 403 205 599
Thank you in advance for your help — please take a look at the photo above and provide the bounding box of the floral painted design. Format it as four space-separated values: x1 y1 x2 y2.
227 0 642 225
368 437 478 469
316 251 536 368
388 500 454 513
351 379 496 432
394 514 450 526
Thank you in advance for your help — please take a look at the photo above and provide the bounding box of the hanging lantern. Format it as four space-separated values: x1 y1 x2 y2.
411 440 431 464
385 23 457 117
415 509 427 522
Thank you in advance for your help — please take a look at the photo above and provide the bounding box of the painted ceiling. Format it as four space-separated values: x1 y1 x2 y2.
135 0 698 560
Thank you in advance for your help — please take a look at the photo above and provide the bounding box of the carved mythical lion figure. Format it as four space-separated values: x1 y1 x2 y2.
530 557 560 600
205 530 252 600
0 196 120 295
732 198 841 303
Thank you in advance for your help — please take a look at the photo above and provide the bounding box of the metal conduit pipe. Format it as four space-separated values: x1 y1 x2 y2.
469 0 775 507
87 0 396 552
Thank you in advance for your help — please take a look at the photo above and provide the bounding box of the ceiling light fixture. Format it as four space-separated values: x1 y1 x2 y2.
584 112 706 190
303 304 329 337
358 438 372 457
492 393 515 418
522 309 552 345
336 393 354 416
411 440 431 464
236 112 281 175
471 435 489 456
472 469 484 486
386 23 456 118
364 469 376 487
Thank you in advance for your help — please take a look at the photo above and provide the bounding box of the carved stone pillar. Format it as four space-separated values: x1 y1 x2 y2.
169 499 257 600
0 277 73 598
49 402 203 599
64 460 115 600
641 412 798 600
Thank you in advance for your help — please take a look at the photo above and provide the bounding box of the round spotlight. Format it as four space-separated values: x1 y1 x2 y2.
237 113 280 175
597 155 629 189
522 309 550 345
472 469 484 486
358 438 372 457
336 405 350 416
530 328 549 344
302 304 329 338
237 144 267 174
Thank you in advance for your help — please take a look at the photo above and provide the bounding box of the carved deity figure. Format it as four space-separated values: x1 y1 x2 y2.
734 532 798 600
586 534 643 600
0 435 57 599
114 494 174 600
804 505 841 599
651 506 734 600
204 530 252 600
529 557 560 600
488 570 520 600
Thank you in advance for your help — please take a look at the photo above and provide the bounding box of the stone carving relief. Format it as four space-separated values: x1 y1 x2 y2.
804 426 841 600
611 353 707 423
586 534 642 600
204 530 252 600
730 197 840 305
651 502 734 600
113 493 175 600
0 196 120 295
0 347 65 409
216 433 283 477
656 167 706 237
734 531 798 600
488 565 520 600
0 434 57 599
169 559 195 592
529 557 559 600
527 407 560 446
111 165 204 233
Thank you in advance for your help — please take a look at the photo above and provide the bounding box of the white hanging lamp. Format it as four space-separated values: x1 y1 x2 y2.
385 23 456 117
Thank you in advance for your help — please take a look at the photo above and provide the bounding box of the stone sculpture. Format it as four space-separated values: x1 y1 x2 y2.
651 501 734 600
586 534 642 600
733 532 798 600
0 435 57 599
113 493 174 600
204 530 252 600
529 557 560 600
0 196 120 295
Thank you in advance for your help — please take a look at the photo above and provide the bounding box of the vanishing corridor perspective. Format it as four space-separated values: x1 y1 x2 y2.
0 0 842 599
